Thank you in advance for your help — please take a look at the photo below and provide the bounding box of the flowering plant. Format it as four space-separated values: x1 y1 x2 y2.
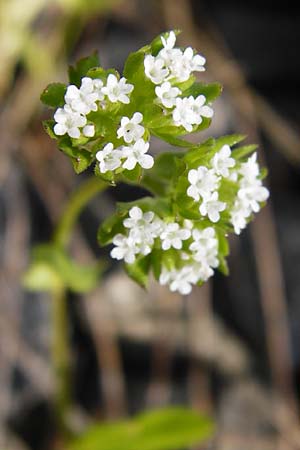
40 30 269 295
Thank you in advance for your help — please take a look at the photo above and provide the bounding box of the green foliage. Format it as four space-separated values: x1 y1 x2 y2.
23 244 105 293
183 82 222 103
41 83 67 108
68 407 214 450
141 152 186 196
68 52 100 86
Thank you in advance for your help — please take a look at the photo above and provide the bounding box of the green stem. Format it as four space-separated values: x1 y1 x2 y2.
52 285 70 435
54 177 107 247
51 176 108 434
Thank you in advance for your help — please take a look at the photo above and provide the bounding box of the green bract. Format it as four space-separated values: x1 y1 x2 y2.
40 30 269 295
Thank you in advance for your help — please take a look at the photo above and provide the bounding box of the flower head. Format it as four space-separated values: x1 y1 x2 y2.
111 234 139 264
155 82 181 108
102 74 134 104
54 105 86 139
117 112 145 143
96 143 123 173
187 167 220 201
144 55 169 84
211 145 236 178
172 96 213 131
199 192 226 223
65 77 99 115
160 222 191 250
238 179 269 213
122 139 154 171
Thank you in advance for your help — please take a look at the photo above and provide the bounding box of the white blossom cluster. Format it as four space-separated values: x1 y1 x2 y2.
230 153 269 234
187 144 234 222
144 31 213 132
53 74 134 139
95 112 154 173
186 145 269 231
111 207 219 295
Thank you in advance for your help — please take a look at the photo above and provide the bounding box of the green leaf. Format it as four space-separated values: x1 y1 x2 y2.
68 406 214 450
232 144 258 160
43 120 57 139
23 261 63 292
141 152 186 196
123 50 146 80
183 82 222 102
214 134 246 149
151 130 194 148
57 137 94 173
97 211 126 246
71 152 94 174
117 197 172 219
124 256 151 288
68 52 100 86
122 165 142 183
24 244 105 293
40 83 67 108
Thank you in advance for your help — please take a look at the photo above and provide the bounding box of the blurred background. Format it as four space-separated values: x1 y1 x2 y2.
1 0 300 449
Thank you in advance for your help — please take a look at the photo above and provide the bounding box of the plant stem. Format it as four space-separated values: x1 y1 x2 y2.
52 285 70 434
54 177 107 247
51 176 108 434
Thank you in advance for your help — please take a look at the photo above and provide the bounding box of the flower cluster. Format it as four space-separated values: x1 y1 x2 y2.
230 153 269 234
95 112 153 173
42 30 270 297
111 207 219 295
53 75 134 139
144 31 213 132
186 145 269 230
187 144 234 222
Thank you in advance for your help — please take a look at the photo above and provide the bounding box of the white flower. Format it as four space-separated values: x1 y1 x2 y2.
211 145 236 178
239 153 259 180
187 167 219 201
160 222 191 250
123 206 161 245
199 192 226 223
159 259 214 295
190 227 219 267
159 266 196 295
190 51 206 72
238 179 269 213
190 227 217 252
159 31 182 67
54 105 86 139
122 139 154 171
169 47 205 82
102 74 134 104
123 206 154 230
144 55 169 84
190 95 214 123
111 234 139 264
230 199 251 235
117 112 145 143
92 78 105 102
192 261 214 282
161 31 177 51
65 77 99 115
155 82 181 108
96 143 123 173
172 96 212 131
83 124 95 137
172 97 196 132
